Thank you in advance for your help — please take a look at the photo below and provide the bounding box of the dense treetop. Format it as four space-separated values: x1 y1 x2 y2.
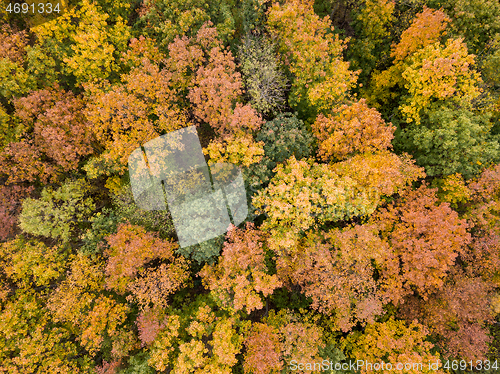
1 0 500 372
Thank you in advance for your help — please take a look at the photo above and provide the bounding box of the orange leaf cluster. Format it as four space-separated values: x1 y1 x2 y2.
84 58 187 176
391 7 450 62
199 223 282 314
186 24 262 137
276 226 390 332
0 24 28 64
244 311 325 374
0 87 93 184
375 185 471 303
105 223 190 309
313 99 395 161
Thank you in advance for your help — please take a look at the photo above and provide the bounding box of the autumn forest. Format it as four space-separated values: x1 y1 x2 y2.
1 0 500 372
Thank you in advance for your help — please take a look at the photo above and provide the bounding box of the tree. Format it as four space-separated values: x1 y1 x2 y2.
83 56 187 178
136 0 237 50
0 104 12 149
186 24 263 137
199 223 281 314
348 0 395 83
104 223 190 310
47 254 137 359
0 238 69 293
147 295 250 373
275 226 391 332
374 184 471 304
0 289 94 373
342 317 445 374
237 33 289 116
253 156 373 252
481 34 500 90
243 309 327 374
396 107 500 178
204 130 265 168
427 0 500 56
0 25 34 104
245 112 315 191
400 269 496 361
109 182 176 239
462 163 500 282
365 7 450 113
31 0 131 86
0 87 94 184
312 99 395 162
0 239 93 372
399 38 483 125
266 0 358 120
254 152 423 252
0 184 33 241
331 151 425 198
391 7 450 63
85 23 260 179
19 179 96 243
433 172 472 208
242 322 282 374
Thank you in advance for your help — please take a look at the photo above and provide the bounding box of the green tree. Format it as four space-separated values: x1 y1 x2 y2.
427 0 500 56
246 112 315 189
19 179 96 243
347 0 395 84
397 108 500 178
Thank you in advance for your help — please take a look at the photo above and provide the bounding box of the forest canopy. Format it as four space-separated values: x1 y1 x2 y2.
1 0 500 372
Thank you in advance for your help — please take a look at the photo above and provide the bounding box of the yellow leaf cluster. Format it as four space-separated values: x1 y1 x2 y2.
204 131 265 167
266 0 358 116
400 38 482 124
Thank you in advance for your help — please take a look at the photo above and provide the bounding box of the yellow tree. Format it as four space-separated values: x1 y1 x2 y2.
254 152 423 252
31 0 131 86
367 7 451 109
342 317 445 374
399 38 482 125
312 99 395 161
47 254 138 359
0 239 94 372
266 0 358 120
